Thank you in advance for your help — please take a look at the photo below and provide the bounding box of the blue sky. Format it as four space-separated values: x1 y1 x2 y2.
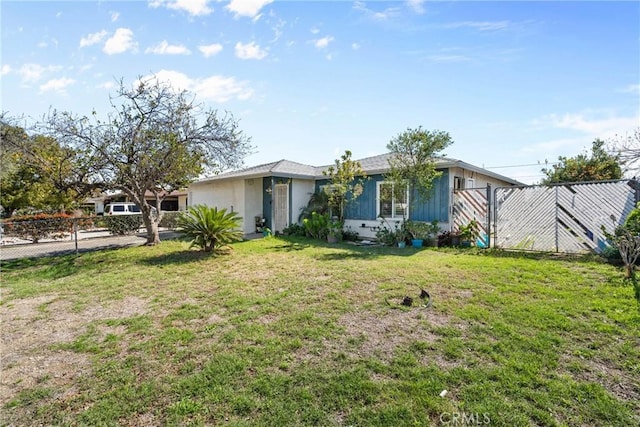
1 0 639 184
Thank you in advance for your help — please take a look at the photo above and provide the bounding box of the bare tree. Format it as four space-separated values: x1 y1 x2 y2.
41 76 252 244
610 127 640 176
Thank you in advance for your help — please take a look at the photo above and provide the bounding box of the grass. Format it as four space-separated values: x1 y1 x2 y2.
1 236 639 426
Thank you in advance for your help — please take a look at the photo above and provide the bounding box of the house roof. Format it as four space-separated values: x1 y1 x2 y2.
335 153 522 185
193 153 522 186
193 159 320 184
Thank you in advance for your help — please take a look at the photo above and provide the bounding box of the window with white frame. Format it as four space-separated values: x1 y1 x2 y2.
377 181 409 219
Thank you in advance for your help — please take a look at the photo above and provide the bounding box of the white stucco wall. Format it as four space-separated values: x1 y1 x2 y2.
291 179 315 225
244 178 263 234
178 195 188 211
189 179 247 230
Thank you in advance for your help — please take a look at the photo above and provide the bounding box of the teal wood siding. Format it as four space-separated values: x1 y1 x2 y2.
314 170 450 221
344 175 384 220
410 171 449 222
262 177 272 229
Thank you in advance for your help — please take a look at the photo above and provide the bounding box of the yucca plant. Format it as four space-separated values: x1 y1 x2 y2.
178 205 243 254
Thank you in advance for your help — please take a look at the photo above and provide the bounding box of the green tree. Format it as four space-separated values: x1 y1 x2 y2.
385 127 453 216
1 119 88 216
541 139 622 184
42 76 252 245
322 150 367 221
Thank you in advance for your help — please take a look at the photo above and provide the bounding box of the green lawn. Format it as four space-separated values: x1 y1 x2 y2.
1 237 639 426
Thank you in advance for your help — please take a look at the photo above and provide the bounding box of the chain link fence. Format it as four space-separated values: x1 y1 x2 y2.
0 214 183 261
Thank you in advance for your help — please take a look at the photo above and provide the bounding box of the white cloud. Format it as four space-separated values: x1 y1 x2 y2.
353 1 400 21
443 21 511 31
145 40 191 55
314 36 334 49
17 63 62 83
97 81 116 90
1 65 11 76
40 77 75 93
351 42 361 50
428 54 470 63
111 11 120 22
544 112 640 137
406 0 426 14
80 30 108 48
55 11 62 18
103 28 137 55
235 41 268 60
142 70 254 103
621 84 640 95
226 0 273 18
310 27 320 35
148 0 212 16
198 43 223 58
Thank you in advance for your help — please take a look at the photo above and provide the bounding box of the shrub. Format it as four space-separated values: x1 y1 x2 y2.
438 230 460 247
342 227 359 242
2 213 73 243
159 211 182 230
177 205 243 254
375 217 408 246
302 212 330 240
282 223 306 237
103 215 143 235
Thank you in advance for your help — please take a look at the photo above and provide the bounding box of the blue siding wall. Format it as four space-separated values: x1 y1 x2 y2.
262 177 272 229
316 171 449 222
411 171 449 222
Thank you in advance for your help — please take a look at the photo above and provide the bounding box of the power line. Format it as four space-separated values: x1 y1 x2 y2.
484 161 560 169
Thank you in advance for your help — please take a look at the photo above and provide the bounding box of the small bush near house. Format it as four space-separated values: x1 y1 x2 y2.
302 212 330 240
177 205 243 254
282 223 306 237
342 227 359 242
2 213 73 243
159 211 182 230
103 215 143 235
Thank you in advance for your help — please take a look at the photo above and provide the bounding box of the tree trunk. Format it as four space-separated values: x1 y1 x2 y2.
626 263 635 280
142 212 160 245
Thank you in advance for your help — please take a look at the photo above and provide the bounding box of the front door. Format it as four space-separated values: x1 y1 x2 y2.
273 184 289 233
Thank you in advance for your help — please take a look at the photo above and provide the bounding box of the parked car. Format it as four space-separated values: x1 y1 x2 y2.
104 203 141 215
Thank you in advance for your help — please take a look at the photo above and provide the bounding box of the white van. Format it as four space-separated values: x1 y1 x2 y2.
104 203 141 215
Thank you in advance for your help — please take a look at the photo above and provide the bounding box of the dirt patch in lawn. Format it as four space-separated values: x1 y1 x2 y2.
0 294 149 405
293 306 460 370
559 353 640 405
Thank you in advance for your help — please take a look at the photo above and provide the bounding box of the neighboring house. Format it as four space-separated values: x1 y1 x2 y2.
85 190 188 215
188 153 521 237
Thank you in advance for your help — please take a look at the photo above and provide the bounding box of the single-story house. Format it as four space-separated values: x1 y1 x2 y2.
85 190 188 215
188 153 521 238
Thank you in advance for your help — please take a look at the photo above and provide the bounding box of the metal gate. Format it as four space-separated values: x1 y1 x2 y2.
452 186 491 248
494 180 638 253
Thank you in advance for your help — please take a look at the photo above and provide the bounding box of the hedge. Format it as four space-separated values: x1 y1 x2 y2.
2 213 73 243
102 215 143 235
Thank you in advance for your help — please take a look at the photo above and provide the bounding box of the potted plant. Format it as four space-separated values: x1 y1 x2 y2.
458 220 480 247
405 220 439 248
327 219 343 244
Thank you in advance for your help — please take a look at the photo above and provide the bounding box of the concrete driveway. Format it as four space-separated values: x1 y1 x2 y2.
0 230 184 261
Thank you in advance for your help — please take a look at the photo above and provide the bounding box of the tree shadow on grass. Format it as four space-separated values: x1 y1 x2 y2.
139 249 215 266
475 248 609 264
1 254 83 280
